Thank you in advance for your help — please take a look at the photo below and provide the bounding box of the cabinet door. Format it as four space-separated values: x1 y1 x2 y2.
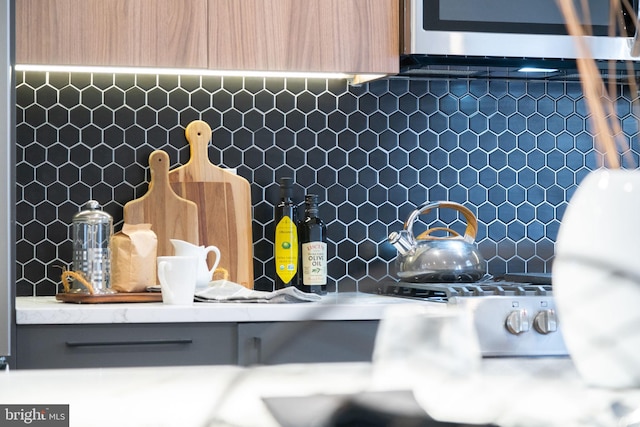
208 0 399 74
16 323 236 369
237 320 379 366
16 0 208 68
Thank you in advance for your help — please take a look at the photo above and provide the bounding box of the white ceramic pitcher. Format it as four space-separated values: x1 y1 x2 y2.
170 239 221 290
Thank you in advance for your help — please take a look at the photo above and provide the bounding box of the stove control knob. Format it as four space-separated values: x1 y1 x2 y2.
533 309 557 334
505 309 530 335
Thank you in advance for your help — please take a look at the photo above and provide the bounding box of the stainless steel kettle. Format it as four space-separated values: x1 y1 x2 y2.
388 201 486 283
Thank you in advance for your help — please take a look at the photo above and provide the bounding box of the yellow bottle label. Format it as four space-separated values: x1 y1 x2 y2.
275 216 298 283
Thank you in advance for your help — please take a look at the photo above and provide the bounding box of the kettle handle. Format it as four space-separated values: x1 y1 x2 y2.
404 201 479 244
416 227 461 240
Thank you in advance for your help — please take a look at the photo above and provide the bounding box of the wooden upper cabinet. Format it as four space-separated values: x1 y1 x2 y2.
16 0 209 68
16 0 399 75
208 0 399 74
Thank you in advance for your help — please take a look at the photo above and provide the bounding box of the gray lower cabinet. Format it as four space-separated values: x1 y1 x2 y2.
237 321 380 366
16 320 380 369
16 323 237 369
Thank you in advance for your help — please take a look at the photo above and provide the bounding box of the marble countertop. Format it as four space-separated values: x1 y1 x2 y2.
16 292 428 325
2 358 639 427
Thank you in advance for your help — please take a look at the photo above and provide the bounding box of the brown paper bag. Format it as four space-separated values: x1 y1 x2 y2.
111 223 157 292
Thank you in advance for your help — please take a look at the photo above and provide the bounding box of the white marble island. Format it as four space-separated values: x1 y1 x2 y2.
2 358 640 427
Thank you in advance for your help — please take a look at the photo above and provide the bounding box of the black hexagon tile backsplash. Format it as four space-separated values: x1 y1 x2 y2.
15 72 640 296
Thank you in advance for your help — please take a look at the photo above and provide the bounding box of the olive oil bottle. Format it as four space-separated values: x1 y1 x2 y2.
274 178 298 289
297 194 327 295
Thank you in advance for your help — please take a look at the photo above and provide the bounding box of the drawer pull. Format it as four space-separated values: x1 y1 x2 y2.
65 339 193 347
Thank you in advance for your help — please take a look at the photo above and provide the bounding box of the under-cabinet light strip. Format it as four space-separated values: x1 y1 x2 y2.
517 67 559 73
14 64 385 82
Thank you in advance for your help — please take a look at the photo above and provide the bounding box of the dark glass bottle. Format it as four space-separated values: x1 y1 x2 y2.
297 194 327 295
274 178 298 289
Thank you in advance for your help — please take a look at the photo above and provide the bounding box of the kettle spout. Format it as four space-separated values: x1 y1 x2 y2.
388 230 416 255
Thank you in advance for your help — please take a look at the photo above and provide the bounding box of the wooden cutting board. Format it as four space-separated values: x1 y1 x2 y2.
168 120 254 288
123 150 199 257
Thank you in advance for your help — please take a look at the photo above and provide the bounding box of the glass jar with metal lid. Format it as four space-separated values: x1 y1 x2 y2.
71 200 114 294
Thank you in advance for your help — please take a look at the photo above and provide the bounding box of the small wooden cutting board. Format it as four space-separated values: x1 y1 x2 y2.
168 120 254 288
123 150 199 257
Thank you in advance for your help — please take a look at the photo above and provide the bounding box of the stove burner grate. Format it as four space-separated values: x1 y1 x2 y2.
382 278 552 301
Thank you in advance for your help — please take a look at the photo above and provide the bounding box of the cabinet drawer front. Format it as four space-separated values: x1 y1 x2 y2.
16 323 236 369
238 320 379 365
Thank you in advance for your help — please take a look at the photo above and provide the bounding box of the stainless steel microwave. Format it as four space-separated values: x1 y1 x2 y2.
404 0 640 61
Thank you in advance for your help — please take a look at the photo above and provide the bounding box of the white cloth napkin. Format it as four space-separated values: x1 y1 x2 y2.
194 280 322 303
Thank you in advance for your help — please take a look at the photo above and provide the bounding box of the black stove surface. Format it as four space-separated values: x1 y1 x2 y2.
381 274 553 302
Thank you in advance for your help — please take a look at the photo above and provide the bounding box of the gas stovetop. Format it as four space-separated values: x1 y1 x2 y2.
378 274 569 358
381 274 553 302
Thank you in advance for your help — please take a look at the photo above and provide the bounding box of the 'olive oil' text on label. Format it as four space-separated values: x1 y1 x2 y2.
301 241 327 285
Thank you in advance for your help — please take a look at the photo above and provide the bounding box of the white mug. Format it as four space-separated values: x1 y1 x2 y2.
170 239 221 290
157 256 198 305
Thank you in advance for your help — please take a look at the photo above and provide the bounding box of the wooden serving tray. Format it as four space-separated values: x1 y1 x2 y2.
56 292 163 304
